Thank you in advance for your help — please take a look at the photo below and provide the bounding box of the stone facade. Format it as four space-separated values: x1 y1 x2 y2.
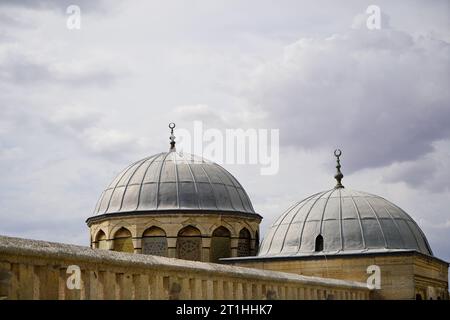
87 211 261 263
224 252 449 300
0 235 370 300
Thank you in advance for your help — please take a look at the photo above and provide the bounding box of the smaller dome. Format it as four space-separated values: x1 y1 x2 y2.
259 189 433 258
259 150 433 258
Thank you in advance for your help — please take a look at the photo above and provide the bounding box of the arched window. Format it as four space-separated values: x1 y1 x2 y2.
315 234 324 252
210 226 231 263
237 228 251 257
176 226 202 261
415 293 422 300
142 226 168 256
94 230 108 250
113 227 134 253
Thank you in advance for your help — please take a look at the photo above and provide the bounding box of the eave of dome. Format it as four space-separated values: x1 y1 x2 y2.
223 249 449 265
86 209 263 226
90 151 257 217
258 188 433 257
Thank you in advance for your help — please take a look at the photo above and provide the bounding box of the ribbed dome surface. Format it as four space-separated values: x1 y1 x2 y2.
259 188 433 257
93 152 255 215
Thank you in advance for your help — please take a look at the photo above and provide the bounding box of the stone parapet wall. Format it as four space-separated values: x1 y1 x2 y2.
0 235 370 300
225 252 449 300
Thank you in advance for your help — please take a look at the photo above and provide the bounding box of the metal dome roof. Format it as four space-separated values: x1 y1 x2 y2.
92 151 256 216
258 188 433 258
258 150 433 258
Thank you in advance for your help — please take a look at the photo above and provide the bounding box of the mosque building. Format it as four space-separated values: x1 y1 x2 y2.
225 150 449 300
0 124 448 300
86 123 261 262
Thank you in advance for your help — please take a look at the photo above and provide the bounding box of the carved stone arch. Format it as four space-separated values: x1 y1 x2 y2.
179 219 208 236
138 219 165 238
94 229 108 250
237 227 252 257
112 226 134 253
141 226 168 257
178 225 201 236
113 226 132 237
176 225 202 261
236 220 256 238
143 226 166 237
90 224 102 241
210 226 231 263
207 220 237 238
108 220 136 240
94 228 107 240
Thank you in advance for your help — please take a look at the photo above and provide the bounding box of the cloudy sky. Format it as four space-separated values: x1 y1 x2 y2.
0 0 449 262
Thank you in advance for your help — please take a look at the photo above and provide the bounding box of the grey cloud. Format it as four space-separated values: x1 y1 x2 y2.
383 139 450 193
352 10 391 30
35 107 142 160
172 104 236 128
0 12 32 28
0 218 89 246
48 105 102 132
242 27 450 175
0 164 95 246
0 0 106 13
0 100 139 176
0 57 52 84
0 54 118 87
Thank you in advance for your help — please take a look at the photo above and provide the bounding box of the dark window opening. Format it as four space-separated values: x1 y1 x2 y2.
210 226 231 263
315 234 324 252
416 294 422 300
237 228 251 257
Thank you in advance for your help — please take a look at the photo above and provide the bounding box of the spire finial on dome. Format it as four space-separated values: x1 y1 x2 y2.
169 122 176 151
334 149 344 188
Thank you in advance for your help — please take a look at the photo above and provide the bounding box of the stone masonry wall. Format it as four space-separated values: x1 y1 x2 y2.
0 235 370 300
225 253 449 300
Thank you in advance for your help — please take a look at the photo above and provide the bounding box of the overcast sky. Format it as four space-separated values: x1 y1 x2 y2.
0 0 449 262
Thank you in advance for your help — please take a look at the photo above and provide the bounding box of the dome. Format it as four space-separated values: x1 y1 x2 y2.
259 188 433 258
93 151 256 216
259 150 433 258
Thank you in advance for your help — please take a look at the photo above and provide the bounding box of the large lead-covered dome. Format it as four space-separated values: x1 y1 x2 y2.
93 151 256 215
258 188 433 257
